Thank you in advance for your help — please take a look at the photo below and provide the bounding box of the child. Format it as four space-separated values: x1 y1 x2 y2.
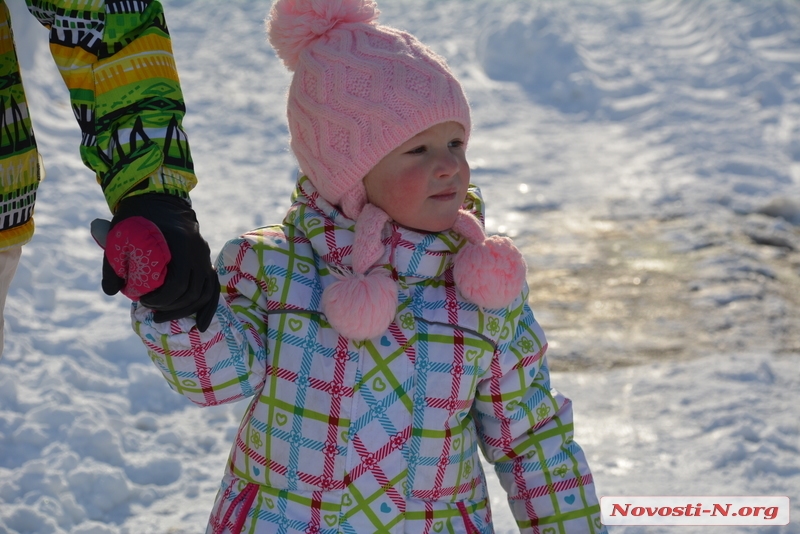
128 0 606 532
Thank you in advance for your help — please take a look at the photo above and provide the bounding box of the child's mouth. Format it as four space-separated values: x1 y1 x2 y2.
430 191 457 201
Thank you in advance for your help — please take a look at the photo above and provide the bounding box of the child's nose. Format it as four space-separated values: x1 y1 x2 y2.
435 150 460 177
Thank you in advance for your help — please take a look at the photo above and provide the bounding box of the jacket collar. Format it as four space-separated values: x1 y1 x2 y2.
283 176 486 281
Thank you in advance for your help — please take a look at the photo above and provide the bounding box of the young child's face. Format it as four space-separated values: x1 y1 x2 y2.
363 121 470 233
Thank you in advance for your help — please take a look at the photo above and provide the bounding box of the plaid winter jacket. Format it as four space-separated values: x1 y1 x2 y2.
0 0 195 250
132 177 605 534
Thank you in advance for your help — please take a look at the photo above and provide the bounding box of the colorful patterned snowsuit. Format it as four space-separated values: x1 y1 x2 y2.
133 177 605 534
0 0 195 251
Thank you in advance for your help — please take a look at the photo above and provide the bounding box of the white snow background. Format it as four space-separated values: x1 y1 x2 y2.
2 0 800 533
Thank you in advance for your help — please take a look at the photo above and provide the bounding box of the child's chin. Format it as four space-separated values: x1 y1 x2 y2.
394 210 460 234
411 218 458 234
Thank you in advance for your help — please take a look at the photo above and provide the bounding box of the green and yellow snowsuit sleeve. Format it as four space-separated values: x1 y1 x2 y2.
0 0 196 251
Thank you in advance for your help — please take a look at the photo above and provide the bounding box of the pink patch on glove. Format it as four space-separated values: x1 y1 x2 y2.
105 217 171 301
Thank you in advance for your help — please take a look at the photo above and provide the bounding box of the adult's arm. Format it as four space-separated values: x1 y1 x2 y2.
0 1 41 250
25 1 220 328
25 0 197 210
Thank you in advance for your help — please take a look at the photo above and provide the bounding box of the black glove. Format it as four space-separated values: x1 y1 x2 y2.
102 193 220 331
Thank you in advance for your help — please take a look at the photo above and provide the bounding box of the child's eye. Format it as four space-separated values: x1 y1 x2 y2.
406 145 427 155
449 139 465 149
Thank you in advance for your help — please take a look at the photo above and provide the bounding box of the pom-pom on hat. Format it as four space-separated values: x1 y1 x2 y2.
266 0 472 220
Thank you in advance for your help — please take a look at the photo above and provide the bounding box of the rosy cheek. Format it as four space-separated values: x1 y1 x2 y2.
384 184 408 204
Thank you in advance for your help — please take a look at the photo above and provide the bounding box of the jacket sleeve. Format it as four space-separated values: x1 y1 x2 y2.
473 285 605 534
25 0 196 211
131 237 269 406
0 1 41 249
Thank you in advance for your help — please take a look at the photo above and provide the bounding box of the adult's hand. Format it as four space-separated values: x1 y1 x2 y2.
101 194 219 331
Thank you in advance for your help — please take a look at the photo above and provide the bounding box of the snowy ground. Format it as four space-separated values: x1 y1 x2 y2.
2 0 800 533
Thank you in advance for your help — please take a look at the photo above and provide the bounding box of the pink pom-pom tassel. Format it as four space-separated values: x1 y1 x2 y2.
451 210 527 309
453 235 527 309
321 270 397 340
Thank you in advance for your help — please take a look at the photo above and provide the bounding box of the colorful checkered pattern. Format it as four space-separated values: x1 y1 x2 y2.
132 178 604 534
0 0 196 250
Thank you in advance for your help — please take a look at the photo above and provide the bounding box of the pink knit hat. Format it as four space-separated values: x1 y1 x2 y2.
268 0 472 218
267 0 526 339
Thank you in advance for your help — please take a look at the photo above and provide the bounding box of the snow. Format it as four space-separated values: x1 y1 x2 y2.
2 0 800 533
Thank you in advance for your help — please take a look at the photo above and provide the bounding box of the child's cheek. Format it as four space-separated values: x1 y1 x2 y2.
391 168 426 200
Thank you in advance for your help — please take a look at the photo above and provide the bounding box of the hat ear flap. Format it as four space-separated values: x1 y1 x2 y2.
452 210 527 309
321 204 397 340
340 185 368 221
